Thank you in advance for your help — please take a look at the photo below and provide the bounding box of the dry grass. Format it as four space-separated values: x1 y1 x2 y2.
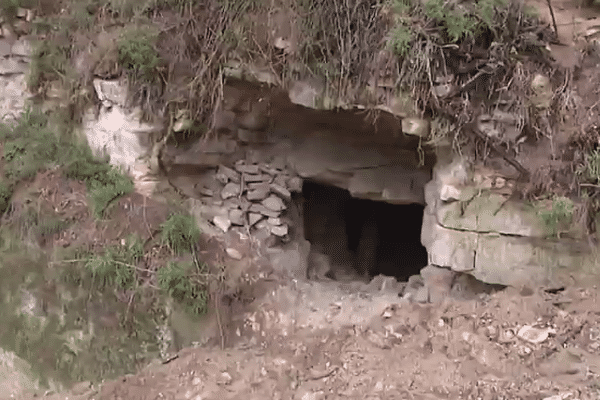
12 0 597 231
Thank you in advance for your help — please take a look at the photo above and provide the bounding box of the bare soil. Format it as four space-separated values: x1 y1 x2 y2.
37 280 600 400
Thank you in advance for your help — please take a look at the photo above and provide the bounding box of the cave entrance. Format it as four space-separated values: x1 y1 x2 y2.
302 180 428 282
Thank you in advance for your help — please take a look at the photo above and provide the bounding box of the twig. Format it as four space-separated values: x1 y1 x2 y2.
464 122 530 179
124 291 136 325
546 0 560 42
53 258 154 273
143 195 154 241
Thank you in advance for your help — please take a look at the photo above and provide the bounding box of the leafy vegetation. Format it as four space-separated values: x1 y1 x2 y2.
157 260 209 315
160 213 201 255
84 234 143 290
537 195 575 238
388 0 508 56
0 109 134 218
0 180 13 214
117 25 163 88
578 148 600 185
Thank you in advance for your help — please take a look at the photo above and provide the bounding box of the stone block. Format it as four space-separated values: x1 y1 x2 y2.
270 224 289 237
221 182 240 199
247 188 270 201
93 79 128 107
262 195 286 212
287 176 303 192
235 163 260 174
270 183 291 200
229 209 245 226
0 58 27 75
248 213 263 226
213 215 231 232
436 193 546 237
218 165 240 183
249 204 280 218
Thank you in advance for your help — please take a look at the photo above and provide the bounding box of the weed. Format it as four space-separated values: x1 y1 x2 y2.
27 37 72 93
157 261 209 315
578 148 600 185
389 23 413 57
0 181 13 214
84 234 144 290
36 217 71 238
537 195 575 238
1 109 61 181
0 109 133 218
117 25 162 86
160 213 200 255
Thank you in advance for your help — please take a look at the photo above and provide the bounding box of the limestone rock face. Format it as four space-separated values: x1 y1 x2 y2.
0 38 31 123
421 152 596 287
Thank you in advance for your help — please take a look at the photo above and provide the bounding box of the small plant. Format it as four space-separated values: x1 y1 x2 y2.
64 147 134 218
117 26 162 85
389 23 413 56
160 213 200 255
578 148 600 185
0 109 134 218
84 234 144 290
537 195 575 238
36 217 71 238
0 181 13 215
157 261 209 315
1 109 61 181
27 37 72 93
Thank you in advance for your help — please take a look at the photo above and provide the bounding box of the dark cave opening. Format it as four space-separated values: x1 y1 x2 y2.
302 180 428 282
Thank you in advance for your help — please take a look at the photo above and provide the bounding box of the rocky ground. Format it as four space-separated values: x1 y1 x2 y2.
36 275 600 400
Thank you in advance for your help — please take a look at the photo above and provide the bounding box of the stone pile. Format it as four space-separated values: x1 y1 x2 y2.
197 158 303 242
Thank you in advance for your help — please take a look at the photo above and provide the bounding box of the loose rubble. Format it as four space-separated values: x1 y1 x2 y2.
196 158 302 244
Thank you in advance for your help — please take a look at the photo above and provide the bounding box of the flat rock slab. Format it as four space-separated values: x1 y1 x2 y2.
249 204 281 218
262 195 286 212
244 174 271 183
221 182 241 199
235 164 260 174
229 209 245 226
270 224 289 237
213 215 231 232
247 188 270 201
270 183 291 200
226 248 243 260
218 165 240 183
287 176 303 192
248 213 263 226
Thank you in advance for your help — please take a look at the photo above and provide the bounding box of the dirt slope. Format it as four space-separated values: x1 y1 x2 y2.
34 282 600 400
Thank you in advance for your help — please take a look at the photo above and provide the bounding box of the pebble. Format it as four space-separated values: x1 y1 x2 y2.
226 248 243 260
213 216 231 232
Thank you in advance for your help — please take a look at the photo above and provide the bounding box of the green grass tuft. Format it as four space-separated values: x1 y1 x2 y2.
160 213 200 255
157 261 209 315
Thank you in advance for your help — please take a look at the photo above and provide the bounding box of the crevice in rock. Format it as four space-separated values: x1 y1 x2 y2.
435 220 534 238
